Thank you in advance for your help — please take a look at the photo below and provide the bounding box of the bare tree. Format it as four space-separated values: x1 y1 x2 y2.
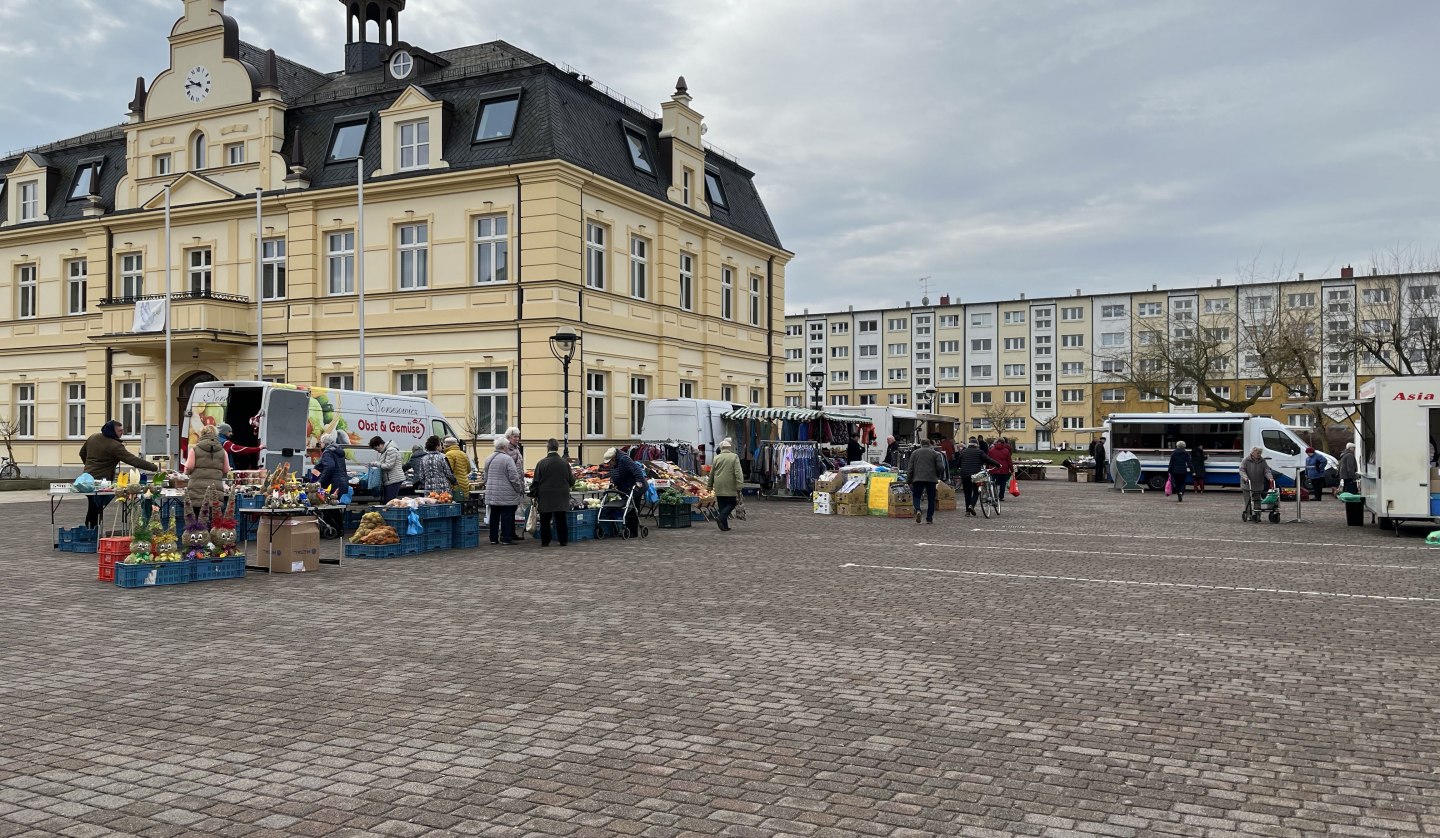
0 416 20 479
977 399 1022 439
1100 307 1267 412
455 415 485 463
1337 246 1440 376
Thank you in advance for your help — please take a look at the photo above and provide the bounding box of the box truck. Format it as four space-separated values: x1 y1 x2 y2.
184 381 457 485
1104 412 1324 491
638 399 744 467
1342 376 1440 532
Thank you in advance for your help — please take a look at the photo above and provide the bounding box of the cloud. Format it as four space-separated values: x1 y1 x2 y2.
2 0 1439 311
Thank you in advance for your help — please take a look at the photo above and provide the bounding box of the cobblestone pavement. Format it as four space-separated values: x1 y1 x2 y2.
4 482 1439 837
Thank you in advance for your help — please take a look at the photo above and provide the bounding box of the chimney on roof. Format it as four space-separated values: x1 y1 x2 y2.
1341 265 1354 279
1215 278 1221 287
1075 289 1081 296
1152 284 1158 291
257 49 281 93
1298 272 1304 281
848 305 853 312
939 295 950 305
1020 293 1026 300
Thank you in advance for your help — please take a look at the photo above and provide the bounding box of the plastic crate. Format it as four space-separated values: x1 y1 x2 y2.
422 528 452 551
236 494 265 510
57 526 99 553
343 508 365 531
192 555 246 582
656 504 693 529
563 507 600 541
98 537 131 581
235 512 253 543
418 502 461 520
344 542 408 559
453 531 481 549
450 515 481 540
374 506 411 529
114 560 192 588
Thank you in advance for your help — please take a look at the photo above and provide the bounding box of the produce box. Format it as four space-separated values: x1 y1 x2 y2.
192 555 246 582
418 502 461 520
888 486 914 518
422 528 453 551
98 537 131 581
115 560 192 588
835 499 870 516
812 492 834 515
567 507 600 542
657 503 693 529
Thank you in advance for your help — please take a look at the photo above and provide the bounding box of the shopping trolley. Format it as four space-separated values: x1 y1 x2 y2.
595 488 650 539
1242 479 1281 524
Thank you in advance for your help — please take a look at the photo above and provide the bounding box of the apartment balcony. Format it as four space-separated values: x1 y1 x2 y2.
93 291 257 354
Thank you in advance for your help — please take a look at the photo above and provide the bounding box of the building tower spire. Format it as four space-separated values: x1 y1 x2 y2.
340 0 407 74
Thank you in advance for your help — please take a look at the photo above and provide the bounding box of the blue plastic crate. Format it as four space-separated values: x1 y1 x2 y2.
395 534 427 555
418 502 461 520
566 508 600 542
57 526 99 553
114 560 192 588
235 513 253 543
422 528 452 551
450 515 481 539
236 494 265 510
375 506 411 529
454 531 481 550
344 542 408 559
343 508 365 531
191 555 245 582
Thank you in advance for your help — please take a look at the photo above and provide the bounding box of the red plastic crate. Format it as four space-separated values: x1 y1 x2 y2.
99 537 131 581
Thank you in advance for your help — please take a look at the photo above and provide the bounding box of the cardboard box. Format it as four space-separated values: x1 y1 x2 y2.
257 518 320 573
836 499 870 516
814 472 846 494
812 492 834 515
888 485 914 518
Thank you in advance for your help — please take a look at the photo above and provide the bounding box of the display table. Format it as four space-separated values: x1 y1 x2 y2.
247 506 343 571
1014 461 1050 480
50 486 186 545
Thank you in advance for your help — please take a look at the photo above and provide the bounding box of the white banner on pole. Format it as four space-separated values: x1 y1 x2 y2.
132 298 166 333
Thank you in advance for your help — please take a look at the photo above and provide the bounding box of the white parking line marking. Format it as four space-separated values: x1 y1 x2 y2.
964 527 1429 552
917 542 1436 571
841 563 1440 603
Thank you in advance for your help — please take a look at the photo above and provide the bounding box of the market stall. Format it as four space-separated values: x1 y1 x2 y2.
721 407 872 497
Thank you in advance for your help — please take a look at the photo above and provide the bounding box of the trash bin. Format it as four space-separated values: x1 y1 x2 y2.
1338 492 1365 527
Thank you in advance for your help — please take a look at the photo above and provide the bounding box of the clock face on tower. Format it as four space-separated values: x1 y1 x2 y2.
185 65 212 103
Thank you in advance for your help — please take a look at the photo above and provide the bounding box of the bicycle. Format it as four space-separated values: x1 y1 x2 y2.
0 456 19 481
973 470 1000 519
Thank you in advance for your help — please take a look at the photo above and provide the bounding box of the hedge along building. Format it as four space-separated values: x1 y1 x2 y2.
0 0 790 476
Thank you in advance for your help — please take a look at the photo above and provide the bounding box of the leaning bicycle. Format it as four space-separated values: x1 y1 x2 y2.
972 470 1000 518
0 456 19 481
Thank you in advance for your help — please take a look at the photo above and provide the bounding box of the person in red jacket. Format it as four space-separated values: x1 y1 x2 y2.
987 437 1014 502
217 423 263 470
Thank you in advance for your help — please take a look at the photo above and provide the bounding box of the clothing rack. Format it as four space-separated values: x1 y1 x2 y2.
625 441 699 474
754 440 842 498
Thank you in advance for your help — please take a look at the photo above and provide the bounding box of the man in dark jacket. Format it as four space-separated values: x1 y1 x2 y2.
882 436 898 467
846 435 865 464
955 441 1001 516
907 438 948 524
604 447 647 538
79 420 158 528
530 439 575 547
1093 438 1108 483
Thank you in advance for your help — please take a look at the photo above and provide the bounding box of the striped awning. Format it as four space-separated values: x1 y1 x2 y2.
722 407 872 424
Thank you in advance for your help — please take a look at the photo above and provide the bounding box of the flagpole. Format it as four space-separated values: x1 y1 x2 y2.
255 187 263 381
356 158 366 391
164 183 173 470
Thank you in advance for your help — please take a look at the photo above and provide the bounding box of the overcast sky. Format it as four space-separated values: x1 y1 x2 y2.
2 0 1438 311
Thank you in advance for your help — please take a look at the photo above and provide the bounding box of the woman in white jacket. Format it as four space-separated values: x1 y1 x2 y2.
483 437 525 545
369 436 405 501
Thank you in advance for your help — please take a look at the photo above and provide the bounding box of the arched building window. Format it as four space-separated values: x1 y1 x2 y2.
191 132 207 170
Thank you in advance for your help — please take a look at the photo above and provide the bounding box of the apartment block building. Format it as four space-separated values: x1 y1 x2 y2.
785 268 1438 448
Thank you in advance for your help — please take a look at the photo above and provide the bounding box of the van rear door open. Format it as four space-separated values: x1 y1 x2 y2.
265 388 310 473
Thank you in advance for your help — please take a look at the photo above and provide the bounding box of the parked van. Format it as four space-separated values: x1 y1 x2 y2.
638 399 743 466
1349 376 1440 531
1104 412 1326 491
184 381 457 485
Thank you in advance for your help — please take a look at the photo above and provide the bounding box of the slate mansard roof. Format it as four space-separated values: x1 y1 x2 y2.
0 41 782 250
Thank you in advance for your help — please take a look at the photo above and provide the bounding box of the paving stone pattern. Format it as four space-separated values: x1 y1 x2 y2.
4 483 1439 837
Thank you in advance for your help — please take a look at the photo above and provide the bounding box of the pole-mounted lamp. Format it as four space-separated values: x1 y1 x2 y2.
807 367 825 410
549 326 581 459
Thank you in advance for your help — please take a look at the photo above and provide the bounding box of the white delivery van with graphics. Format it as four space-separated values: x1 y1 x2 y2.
184 381 457 486
1104 412 1324 491
1345 376 1440 532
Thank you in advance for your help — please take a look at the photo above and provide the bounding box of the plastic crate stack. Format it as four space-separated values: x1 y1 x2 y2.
451 513 481 549
344 503 461 560
566 507 600 542
235 495 265 542
114 554 246 588
97 537 130 581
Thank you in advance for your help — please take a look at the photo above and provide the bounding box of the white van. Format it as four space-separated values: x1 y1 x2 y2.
1104 412 1326 491
638 398 743 466
184 381 457 484
857 406 960 461
1349 376 1440 531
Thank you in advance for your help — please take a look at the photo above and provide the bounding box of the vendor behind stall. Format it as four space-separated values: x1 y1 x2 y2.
79 420 159 528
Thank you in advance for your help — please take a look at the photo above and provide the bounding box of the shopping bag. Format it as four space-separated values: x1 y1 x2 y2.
525 505 539 534
406 509 423 536
365 465 381 492
1008 475 1020 497
1164 476 1173 496
645 480 659 504
72 473 97 493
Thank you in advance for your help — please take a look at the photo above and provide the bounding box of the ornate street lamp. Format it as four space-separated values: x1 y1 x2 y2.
807 367 825 410
548 326 580 459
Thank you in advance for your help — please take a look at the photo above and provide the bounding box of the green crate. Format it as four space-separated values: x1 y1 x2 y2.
657 503 692 529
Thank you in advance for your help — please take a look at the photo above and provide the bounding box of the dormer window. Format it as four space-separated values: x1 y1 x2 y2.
474 93 520 142
704 169 727 210
18 181 38 221
329 119 368 161
623 125 654 175
69 161 102 200
397 119 429 170
191 133 206 170
682 168 692 205
389 50 414 80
